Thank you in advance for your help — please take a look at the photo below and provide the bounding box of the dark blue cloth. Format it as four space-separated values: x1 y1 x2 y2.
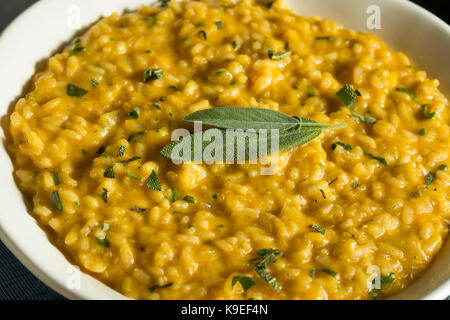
0 241 65 300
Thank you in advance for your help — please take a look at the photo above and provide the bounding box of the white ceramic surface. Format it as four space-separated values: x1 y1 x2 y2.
0 0 449 300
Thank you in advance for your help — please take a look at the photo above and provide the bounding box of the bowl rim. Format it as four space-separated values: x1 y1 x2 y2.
0 0 449 300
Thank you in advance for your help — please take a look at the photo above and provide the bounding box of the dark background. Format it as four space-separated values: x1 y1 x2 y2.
0 0 448 300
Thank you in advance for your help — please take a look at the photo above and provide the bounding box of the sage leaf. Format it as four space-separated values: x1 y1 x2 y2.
161 119 346 162
183 107 301 131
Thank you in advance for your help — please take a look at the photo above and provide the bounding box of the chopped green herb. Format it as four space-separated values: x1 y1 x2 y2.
425 172 435 185
417 128 426 135
309 224 326 234
268 50 292 60
146 170 161 191
368 154 387 165
232 41 237 49
421 104 435 119
195 22 205 28
127 173 142 181
148 282 173 293
199 30 207 40
212 194 218 199
380 272 395 285
215 21 222 29
146 15 156 28
310 268 317 277
216 69 227 75
395 87 417 101
25 91 35 100
101 188 108 203
329 177 338 185
127 107 140 119
319 189 326 199
96 145 106 155
168 85 179 91
121 156 142 164
91 78 99 88
183 195 195 204
307 85 316 97
231 275 256 292
52 172 60 186
322 268 338 277
253 248 283 292
172 211 183 215
67 84 88 98
104 166 115 178
437 164 447 171
128 131 145 143
352 112 376 124
336 84 358 108
50 191 63 212
74 201 80 207
102 223 110 231
413 192 420 198
117 145 126 157
182 37 190 46
96 238 110 248
217 224 224 228
143 68 164 82
353 182 360 189
135 206 146 213
331 141 352 151
150 102 161 110
171 188 179 202
70 46 87 55
315 36 334 41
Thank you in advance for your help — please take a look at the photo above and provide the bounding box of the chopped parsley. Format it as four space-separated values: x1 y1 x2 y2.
352 111 376 124
331 141 352 151
268 49 292 60
145 15 156 28
215 21 222 30
117 145 126 157
148 282 173 293
368 154 387 166
320 189 326 199
395 87 417 101
309 224 326 234
183 195 195 204
329 177 338 185
171 188 179 202
91 78 99 88
127 107 140 119
336 84 358 108
168 85 179 91
127 173 142 181
322 268 338 277
310 268 317 277
307 85 316 97
199 30 207 40
146 170 161 191
121 156 142 164
135 206 146 213
143 68 164 82
231 275 256 292
153 102 162 110
315 36 334 41
67 83 88 98
421 104 435 119
417 128 426 135
353 182 360 189
253 249 283 292
52 171 60 186
128 131 145 143
102 223 110 231
101 188 108 203
182 37 190 46
425 172 435 185
104 166 115 178
50 191 63 212
437 164 448 171
96 238 110 248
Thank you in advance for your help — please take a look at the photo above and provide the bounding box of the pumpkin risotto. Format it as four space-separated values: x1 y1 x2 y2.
6 0 450 299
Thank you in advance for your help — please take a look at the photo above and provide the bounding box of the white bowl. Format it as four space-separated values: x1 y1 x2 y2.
0 0 449 300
